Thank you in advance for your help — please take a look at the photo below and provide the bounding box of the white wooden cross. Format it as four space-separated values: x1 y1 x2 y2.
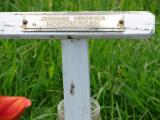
0 12 155 120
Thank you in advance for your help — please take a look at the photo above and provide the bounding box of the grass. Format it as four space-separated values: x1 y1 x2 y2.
0 0 160 119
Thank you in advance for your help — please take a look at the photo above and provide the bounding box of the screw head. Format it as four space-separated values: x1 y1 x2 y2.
22 19 28 25
119 20 124 25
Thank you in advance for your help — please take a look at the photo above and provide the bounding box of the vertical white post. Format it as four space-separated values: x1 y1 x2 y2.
62 39 91 120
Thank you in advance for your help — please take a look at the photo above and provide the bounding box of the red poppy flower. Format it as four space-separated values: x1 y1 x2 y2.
0 96 32 120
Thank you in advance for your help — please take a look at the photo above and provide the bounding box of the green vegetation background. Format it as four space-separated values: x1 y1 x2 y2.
0 0 160 120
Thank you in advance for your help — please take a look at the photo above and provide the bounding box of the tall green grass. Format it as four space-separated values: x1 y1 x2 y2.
0 0 160 119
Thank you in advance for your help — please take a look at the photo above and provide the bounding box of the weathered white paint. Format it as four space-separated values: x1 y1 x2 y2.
62 40 91 120
0 11 155 39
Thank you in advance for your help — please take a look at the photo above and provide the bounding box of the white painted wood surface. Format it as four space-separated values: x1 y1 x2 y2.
0 11 155 39
62 40 91 120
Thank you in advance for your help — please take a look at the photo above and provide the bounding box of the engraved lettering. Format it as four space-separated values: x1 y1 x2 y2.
39 16 106 28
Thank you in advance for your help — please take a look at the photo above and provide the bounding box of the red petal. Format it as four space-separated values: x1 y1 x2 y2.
0 96 32 120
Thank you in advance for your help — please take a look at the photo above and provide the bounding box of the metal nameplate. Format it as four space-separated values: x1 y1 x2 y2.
22 14 124 32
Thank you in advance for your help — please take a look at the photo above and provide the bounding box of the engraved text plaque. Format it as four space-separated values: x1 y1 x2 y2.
22 14 124 32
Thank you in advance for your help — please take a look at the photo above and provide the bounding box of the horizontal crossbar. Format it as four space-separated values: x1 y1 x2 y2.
0 11 155 39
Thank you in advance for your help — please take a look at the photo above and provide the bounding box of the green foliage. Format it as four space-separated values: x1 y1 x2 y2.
0 0 160 119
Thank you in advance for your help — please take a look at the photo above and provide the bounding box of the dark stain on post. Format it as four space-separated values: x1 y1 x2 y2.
70 81 75 95
50 35 55 38
68 35 73 39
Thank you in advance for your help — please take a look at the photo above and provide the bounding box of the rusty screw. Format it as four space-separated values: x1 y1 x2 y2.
22 19 28 25
119 20 124 25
